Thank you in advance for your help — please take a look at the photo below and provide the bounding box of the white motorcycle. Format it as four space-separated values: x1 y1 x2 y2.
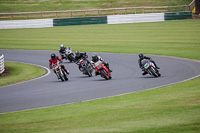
60 47 75 62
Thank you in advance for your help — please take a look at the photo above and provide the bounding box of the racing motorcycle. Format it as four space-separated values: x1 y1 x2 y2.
53 61 69 81
60 47 75 62
141 59 161 77
77 58 93 77
94 60 112 80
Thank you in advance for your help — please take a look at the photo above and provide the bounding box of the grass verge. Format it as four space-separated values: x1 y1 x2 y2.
0 0 192 13
0 62 47 87
0 77 199 133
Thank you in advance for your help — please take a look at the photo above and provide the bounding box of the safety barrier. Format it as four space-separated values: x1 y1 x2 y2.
0 5 189 20
53 16 107 26
0 54 5 74
164 11 192 20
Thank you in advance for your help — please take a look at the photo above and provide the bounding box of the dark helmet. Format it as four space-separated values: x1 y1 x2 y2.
92 54 98 62
75 50 80 57
51 53 56 60
139 53 144 59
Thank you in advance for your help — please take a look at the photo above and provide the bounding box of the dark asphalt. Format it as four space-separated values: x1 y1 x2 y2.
0 49 200 113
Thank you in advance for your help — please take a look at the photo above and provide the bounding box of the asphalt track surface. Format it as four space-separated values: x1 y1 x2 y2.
0 49 200 113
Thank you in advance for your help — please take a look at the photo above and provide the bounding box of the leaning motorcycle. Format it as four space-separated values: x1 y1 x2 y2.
77 59 93 77
94 60 112 80
53 61 69 81
65 47 75 62
141 59 161 77
60 47 75 62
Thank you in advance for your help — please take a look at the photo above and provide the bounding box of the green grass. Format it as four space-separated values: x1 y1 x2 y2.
0 19 200 132
0 0 192 13
0 19 200 60
0 62 47 87
0 77 199 133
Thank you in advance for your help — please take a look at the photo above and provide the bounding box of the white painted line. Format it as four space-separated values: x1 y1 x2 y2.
0 61 50 88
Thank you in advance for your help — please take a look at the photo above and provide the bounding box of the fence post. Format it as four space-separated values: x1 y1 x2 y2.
0 54 5 74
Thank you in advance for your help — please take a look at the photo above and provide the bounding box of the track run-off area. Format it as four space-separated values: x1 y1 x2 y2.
0 49 200 113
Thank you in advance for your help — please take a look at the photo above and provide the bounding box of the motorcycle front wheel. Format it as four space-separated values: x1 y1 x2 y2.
58 71 65 81
149 67 159 77
100 69 109 80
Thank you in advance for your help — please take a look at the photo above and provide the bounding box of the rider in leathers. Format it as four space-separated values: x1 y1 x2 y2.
138 53 159 75
74 50 90 72
59 44 67 59
91 54 112 76
49 53 69 79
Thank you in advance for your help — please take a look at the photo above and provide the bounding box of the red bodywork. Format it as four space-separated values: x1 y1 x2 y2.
95 61 111 78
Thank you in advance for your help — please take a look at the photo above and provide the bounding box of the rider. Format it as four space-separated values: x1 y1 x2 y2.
74 50 89 62
91 54 112 76
59 44 67 59
74 50 90 71
138 53 160 75
49 53 69 79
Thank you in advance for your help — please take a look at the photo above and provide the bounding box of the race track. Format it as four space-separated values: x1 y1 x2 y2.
0 49 200 113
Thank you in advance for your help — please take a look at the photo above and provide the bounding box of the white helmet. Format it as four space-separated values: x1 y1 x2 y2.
60 44 64 48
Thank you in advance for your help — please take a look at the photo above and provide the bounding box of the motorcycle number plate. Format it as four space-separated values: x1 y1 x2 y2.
97 65 101 69
144 63 150 69
95 61 101 66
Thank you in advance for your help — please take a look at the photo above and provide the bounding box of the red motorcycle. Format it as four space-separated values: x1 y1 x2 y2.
94 60 112 80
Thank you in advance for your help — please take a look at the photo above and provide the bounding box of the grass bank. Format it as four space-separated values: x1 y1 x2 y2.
0 0 192 13
0 62 47 87
0 77 199 133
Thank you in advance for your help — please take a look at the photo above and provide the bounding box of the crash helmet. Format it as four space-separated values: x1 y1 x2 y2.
92 54 98 62
51 53 56 60
60 44 64 49
75 50 80 57
139 53 144 59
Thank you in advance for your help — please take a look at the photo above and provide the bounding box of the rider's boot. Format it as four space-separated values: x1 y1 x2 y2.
152 61 160 69
142 71 148 75
106 64 112 72
156 66 160 69
95 71 99 76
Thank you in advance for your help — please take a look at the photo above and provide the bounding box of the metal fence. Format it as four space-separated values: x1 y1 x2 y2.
0 54 5 74
0 5 192 20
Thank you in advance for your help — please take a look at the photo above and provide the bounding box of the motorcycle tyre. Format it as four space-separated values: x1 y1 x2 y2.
69 55 75 62
149 67 158 77
100 69 109 80
155 68 161 77
62 70 68 81
58 71 65 81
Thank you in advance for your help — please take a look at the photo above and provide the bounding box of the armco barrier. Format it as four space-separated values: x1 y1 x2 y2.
0 54 5 74
53 16 107 26
164 11 192 20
